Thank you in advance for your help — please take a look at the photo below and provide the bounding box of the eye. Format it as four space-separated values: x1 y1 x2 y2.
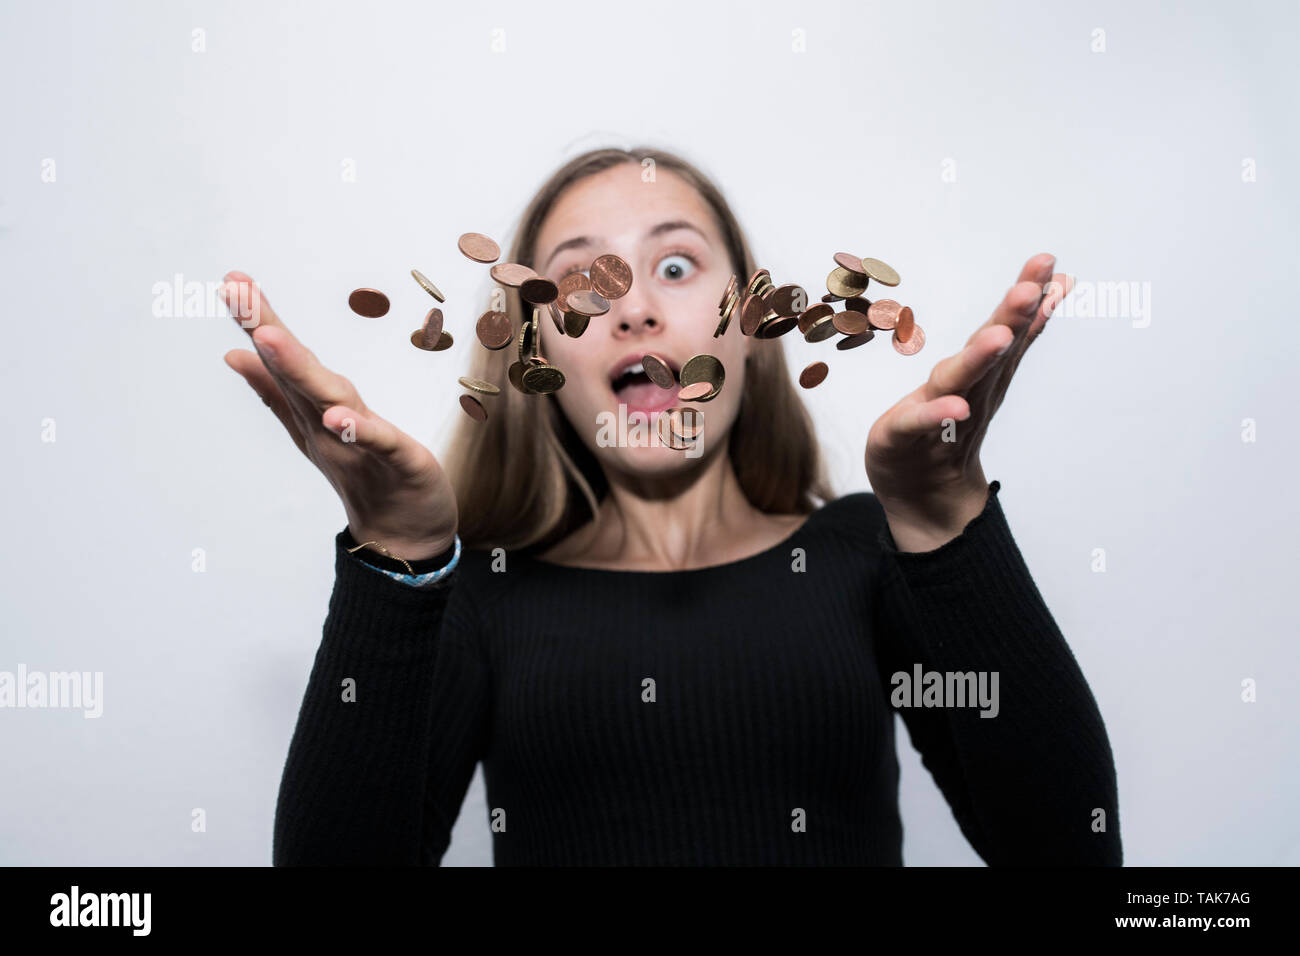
557 263 589 281
656 250 698 282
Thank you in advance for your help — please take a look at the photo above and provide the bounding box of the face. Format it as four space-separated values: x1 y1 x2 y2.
532 164 752 478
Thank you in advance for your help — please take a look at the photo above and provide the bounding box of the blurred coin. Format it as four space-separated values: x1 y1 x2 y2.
678 381 713 401
518 313 533 362
410 270 445 302
641 354 677 389
860 257 900 286
822 293 844 303
490 262 537 287
547 300 565 335
799 361 829 389
418 307 444 348
833 310 870 336
746 269 771 295
508 360 530 393
680 354 724 402
459 394 488 422
349 288 390 317
826 267 868 298
458 376 501 396
714 289 740 337
458 233 501 264
833 252 868 276
431 330 453 351
523 363 565 393
836 329 875 350
719 274 738 312
590 254 633 299
804 313 839 343
566 289 611 316
844 295 871 313
798 302 834 335
668 406 704 440
521 277 558 305
556 272 592 312
895 305 915 342
868 299 902 330
740 293 768 336
755 315 798 338
768 284 807 318
563 310 590 337
655 412 693 450
892 323 925 355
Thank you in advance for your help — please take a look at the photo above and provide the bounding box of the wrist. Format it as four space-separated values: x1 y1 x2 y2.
880 481 991 553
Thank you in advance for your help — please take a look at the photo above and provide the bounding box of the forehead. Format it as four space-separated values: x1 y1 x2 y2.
534 164 719 261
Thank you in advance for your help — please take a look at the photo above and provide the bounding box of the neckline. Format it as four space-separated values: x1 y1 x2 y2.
518 506 823 577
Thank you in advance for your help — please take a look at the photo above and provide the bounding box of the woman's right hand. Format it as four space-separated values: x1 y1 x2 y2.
219 271 459 561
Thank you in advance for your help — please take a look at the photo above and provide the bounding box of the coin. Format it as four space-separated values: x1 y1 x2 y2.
746 269 771 295
508 360 529 393
755 315 798 338
589 254 633 299
740 293 768 336
892 323 925 355
822 293 844 303
547 300 565 335
680 354 724 402
678 381 713 401
520 277 558 305
409 328 435 351
718 274 738 312
458 376 501 396
895 305 915 342
714 289 740 337
459 394 488 422
410 270 445 303
804 313 839 343
826 267 868 299
518 313 534 362
860 257 900 287
655 412 693 450
489 262 537 287
868 299 902 330
556 272 592 312
641 353 677 389
522 363 565 393
836 329 875 350
420 307 444 348
833 309 870 336
833 252 868 276
566 289 611 316
768 284 808 318
457 233 501 264
799 361 829 389
667 406 704 440
563 310 590 337
431 330 453 351
844 295 871 313
348 288 390 317
798 302 834 335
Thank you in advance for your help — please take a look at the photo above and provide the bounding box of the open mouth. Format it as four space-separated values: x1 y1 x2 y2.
609 356 682 414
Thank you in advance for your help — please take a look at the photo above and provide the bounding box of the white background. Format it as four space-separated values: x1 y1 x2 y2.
1 0 1296 865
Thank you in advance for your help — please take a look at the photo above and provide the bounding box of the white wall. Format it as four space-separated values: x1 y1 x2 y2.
1 0 1295 865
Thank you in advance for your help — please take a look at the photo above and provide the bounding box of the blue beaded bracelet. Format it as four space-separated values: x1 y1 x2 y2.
351 534 462 588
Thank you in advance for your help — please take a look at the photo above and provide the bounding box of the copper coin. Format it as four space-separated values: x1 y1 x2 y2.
457 233 501 264
520 277 558 305
522 363 565 393
556 272 592 310
655 413 693 450
718 274 738 312
641 354 677 389
836 329 875 350
409 270 445 303
768 284 808 318
826 266 868 298
895 305 915 342
755 315 798 339
547 300 565 335
803 314 839 343
844 295 871 313
459 393 488 422
508 360 530 393
740 293 768 336
667 406 704 440
678 381 713 401
892 323 925 355
860 257 900 287
348 288 390 318
409 328 436 351
458 376 500 396
833 252 868 276
563 310 590 337
431 330 453 351
589 254 633 299
799 361 829 389
798 302 834 335
714 290 740 337
868 299 902 331
833 309 870 336
746 269 771 295
566 289 611 316
489 262 537 288
476 310 512 350
822 292 844 303
421 307 444 348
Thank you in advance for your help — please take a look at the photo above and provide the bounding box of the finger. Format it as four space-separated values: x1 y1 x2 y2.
885 394 972 442
321 404 423 475
250 325 362 416
922 325 1015 402
965 253 1057 349
224 349 310 455
218 272 319 368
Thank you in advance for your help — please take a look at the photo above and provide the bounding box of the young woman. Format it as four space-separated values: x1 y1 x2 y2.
222 147 1121 866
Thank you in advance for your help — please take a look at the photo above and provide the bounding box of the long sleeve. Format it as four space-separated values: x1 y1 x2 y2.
272 528 490 866
870 480 1122 866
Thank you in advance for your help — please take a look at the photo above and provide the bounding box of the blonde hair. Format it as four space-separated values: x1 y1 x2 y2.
442 146 835 552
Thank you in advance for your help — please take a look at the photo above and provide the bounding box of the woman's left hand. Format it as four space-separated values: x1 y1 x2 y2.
865 252 1074 552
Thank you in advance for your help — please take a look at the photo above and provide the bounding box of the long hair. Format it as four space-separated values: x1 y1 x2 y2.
442 146 835 553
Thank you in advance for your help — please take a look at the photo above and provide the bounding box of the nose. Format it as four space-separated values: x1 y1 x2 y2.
609 284 663 339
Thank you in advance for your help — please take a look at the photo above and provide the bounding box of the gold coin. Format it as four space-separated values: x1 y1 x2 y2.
746 269 771 296
489 262 537 288
517 315 533 363
641 353 677 389
410 269 445 303
803 313 839 343
431 330 453 351
892 323 925 355
826 266 868 299
714 289 740 337
563 310 590 337
459 394 487 422
680 354 724 402
798 302 834 334
457 233 501 264
718 274 738 312
508 360 531 393
522 363 565 393
860 257 900 287
458 376 500 396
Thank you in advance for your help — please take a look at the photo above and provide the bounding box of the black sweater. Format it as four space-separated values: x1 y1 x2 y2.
272 480 1122 866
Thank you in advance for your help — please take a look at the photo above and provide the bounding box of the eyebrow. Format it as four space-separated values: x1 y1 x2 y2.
540 220 710 271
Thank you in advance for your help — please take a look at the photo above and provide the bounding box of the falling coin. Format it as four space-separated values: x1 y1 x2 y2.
522 363 565 393
546 300 565 335
844 295 872 313
641 354 677 389
669 406 704 440
799 361 829 389
746 269 771 295
458 376 501 396
457 233 501 264
822 293 844 303
739 293 768 336
680 354 724 402
459 393 488 422
556 272 592 311
489 262 537 288
836 329 875 350
589 254 633 299
348 288 390 318
860 257 900 287
508 360 529 393
408 328 452 351
563 310 590 337
421 307 444 348
410 270 445 303
755 315 798 339
715 289 740 337
892 324 925 355
833 309 870 336
476 311 512 350
432 331 453 351
868 299 902 330
895 305 915 342
566 290 611 317
718 274 738 312
798 303 834 335
678 381 713 401
521 277 559 305
768 284 808 318
833 253 868 276
655 413 692 450
826 267 868 299
804 312 839 343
